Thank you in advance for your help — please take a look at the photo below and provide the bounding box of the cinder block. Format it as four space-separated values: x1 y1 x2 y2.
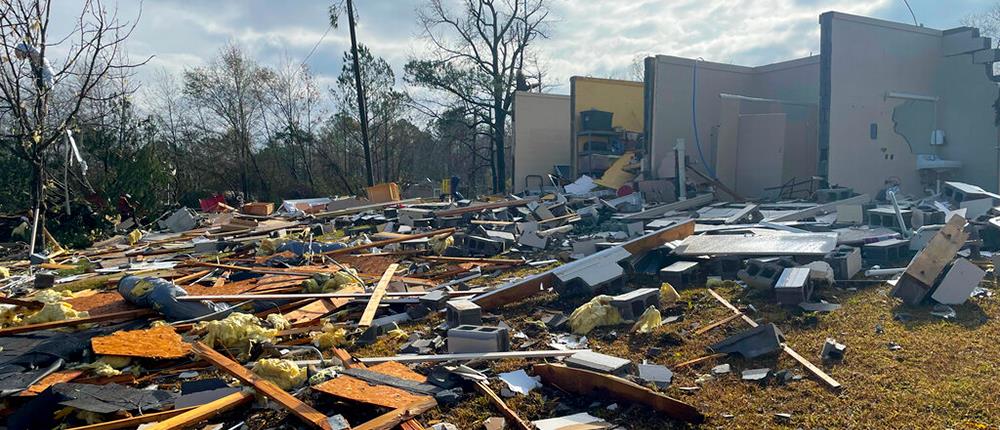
447 325 510 353
446 300 483 327
707 255 743 279
815 187 853 203
823 246 861 280
862 238 911 264
774 267 813 306
610 288 660 321
419 290 449 311
34 272 55 289
737 259 789 290
564 351 633 376
866 207 912 231
433 215 464 229
464 235 505 256
659 261 703 288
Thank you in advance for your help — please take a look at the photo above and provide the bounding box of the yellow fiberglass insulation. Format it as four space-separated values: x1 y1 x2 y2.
568 295 623 335
76 356 132 377
266 313 291 331
252 358 306 390
0 305 21 328
193 312 277 350
33 289 75 304
23 302 88 325
631 305 662 333
429 235 454 255
310 323 347 349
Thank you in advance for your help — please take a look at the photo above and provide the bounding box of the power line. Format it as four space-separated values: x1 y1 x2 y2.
301 23 333 67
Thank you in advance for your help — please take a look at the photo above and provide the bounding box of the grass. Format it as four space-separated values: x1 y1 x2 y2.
382 261 1000 429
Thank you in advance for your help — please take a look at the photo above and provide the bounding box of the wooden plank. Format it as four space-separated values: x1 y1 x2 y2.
532 364 704 424
353 397 438 430
399 420 427 430
283 283 363 326
692 313 743 336
706 288 841 390
670 353 727 369
358 264 399 328
473 380 532 430
189 341 332 430
432 198 536 217
0 309 155 336
320 229 456 256
65 406 200 430
417 256 524 265
140 391 253 430
903 215 968 286
17 370 84 396
0 296 43 310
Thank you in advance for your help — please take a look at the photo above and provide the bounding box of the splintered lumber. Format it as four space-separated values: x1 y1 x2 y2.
283 283 364 326
91 326 190 359
0 309 155 336
320 228 457 256
353 349 588 365
533 364 704 424
0 296 44 310
327 349 429 430
177 290 477 302
472 221 695 309
892 214 968 304
65 407 200 430
353 397 438 430
18 370 84 397
431 198 536 217
692 313 744 336
140 391 254 430
670 353 727 369
189 341 333 430
473 380 532 430
706 288 842 390
359 263 399 327
764 193 870 222
313 375 430 409
417 256 525 265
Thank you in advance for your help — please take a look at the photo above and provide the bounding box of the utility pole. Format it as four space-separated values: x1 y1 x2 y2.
346 0 375 187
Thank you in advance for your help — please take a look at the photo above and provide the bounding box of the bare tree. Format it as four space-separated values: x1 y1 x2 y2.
266 58 323 193
963 3 1000 47
406 0 550 193
0 0 146 251
183 44 274 199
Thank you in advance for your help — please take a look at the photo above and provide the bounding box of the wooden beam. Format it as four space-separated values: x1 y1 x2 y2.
692 313 743 336
140 391 253 430
189 341 333 430
706 288 842 390
670 353 727 369
353 397 438 430
533 364 704 424
431 198 536 217
417 256 524 265
473 380 532 430
65 407 200 430
0 309 155 336
320 229 456 256
359 263 399 327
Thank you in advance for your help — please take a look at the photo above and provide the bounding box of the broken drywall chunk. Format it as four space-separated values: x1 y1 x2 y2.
564 350 633 376
637 363 673 389
930 258 986 305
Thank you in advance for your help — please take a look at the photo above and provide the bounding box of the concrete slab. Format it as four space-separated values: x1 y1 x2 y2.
931 258 986 305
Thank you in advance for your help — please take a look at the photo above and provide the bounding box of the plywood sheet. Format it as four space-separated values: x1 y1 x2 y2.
91 326 190 359
313 375 431 409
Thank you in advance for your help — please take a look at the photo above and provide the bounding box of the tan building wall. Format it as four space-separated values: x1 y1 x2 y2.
512 91 571 193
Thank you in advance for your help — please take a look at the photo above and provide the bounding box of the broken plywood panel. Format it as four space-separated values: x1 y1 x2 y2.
369 361 427 383
313 375 432 409
91 326 190 359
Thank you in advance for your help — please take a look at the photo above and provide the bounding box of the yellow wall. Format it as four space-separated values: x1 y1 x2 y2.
571 77 645 176
571 77 644 132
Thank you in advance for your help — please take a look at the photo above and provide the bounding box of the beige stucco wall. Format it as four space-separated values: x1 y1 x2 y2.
512 91 571 193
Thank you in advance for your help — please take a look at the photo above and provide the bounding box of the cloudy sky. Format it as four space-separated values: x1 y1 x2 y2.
46 0 997 99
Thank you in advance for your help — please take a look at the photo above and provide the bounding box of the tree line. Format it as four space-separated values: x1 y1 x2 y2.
0 0 549 247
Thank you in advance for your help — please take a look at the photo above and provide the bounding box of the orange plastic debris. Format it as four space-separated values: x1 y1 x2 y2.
91 326 190 359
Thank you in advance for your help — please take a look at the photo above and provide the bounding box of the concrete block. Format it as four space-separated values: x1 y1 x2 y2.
774 267 813 306
433 215 464 229
447 325 510 353
866 207 911 231
821 338 847 362
862 238 911 264
465 235 506 256
710 323 785 359
823 246 861 280
815 187 853 203
931 258 986 305
446 299 483 327
737 259 788 290
836 205 864 224
517 231 548 249
659 261 703 288
610 288 660 321
484 230 516 246
912 207 945 228
564 351 633 376
358 312 412 345
34 272 55 289
707 255 743 279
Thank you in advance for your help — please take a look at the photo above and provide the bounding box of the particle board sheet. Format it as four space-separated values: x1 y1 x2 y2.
91 326 190 359
673 232 838 256
368 361 427 383
312 375 432 409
